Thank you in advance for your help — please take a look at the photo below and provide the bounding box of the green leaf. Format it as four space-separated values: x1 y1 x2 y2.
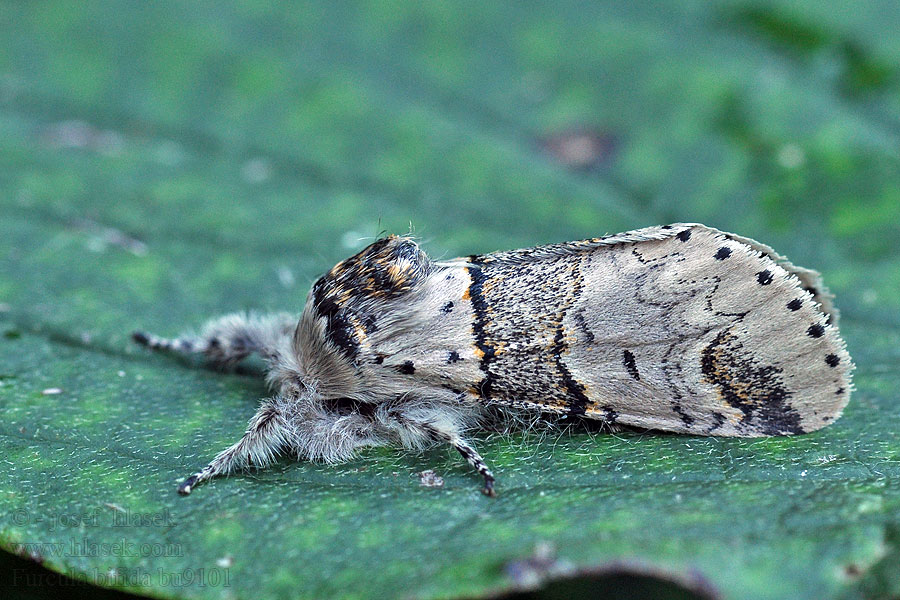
2 2 899 599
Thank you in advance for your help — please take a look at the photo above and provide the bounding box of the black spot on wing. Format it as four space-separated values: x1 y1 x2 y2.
622 350 640 381
440 301 454 314
825 354 840 367
594 405 619 424
714 247 732 260
676 229 692 242
447 350 461 364
464 252 593 415
787 298 803 311
397 360 416 375
808 324 825 338
673 404 694 426
707 412 726 433
756 270 773 285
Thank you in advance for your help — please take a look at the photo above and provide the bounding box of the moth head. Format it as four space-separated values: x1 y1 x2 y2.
312 235 431 305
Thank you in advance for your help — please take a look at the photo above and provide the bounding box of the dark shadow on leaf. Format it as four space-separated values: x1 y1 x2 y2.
0 550 146 600
491 554 720 600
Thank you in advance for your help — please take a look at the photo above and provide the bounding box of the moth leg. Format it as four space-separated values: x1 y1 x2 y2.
179 398 384 495
451 435 496 497
404 419 496 497
178 397 290 495
133 312 295 369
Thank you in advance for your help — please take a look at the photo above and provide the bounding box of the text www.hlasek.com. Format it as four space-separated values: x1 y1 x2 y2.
16 539 183 558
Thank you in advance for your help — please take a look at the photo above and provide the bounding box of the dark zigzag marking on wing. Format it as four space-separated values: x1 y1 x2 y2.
467 256 497 399
554 262 591 417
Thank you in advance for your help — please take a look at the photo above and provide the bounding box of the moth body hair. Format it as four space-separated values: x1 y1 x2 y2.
132 224 853 496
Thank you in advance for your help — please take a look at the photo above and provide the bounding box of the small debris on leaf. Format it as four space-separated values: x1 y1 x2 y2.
217 555 234 568
418 470 444 488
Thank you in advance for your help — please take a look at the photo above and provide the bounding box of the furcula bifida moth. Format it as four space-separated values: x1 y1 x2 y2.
133 223 853 496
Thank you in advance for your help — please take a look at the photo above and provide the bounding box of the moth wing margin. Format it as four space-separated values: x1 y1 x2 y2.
701 225 840 324
557 224 852 437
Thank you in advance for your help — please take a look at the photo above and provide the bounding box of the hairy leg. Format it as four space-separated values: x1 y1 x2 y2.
178 396 383 495
133 312 295 369
386 410 496 496
177 397 292 494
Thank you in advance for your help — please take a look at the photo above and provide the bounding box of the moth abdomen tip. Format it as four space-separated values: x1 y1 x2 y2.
132 331 150 345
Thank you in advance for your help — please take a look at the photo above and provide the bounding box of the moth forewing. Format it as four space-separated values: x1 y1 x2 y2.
448 223 851 437
132 223 852 496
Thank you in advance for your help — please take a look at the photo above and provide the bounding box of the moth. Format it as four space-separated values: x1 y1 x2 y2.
133 224 853 496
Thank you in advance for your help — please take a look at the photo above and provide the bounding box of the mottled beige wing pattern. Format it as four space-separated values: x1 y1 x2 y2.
442 223 852 436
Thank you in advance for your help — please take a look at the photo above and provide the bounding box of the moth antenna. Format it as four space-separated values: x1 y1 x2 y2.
133 312 295 370
132 331 196 354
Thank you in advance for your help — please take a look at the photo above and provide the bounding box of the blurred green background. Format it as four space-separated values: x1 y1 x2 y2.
1 2 899 599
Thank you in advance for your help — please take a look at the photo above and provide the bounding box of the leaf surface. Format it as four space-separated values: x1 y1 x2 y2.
2 2 900 599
